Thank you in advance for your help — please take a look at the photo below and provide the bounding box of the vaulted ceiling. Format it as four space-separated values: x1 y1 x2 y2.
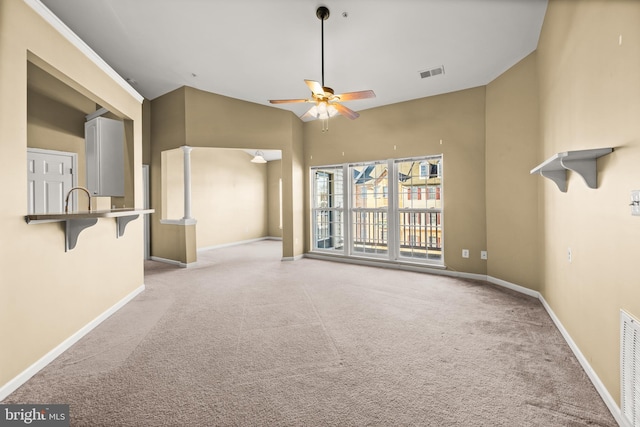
40 0 547 119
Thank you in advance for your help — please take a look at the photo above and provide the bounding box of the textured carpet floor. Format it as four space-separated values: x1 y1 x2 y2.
4 240 616 426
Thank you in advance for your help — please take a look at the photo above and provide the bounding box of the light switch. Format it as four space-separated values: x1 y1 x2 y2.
631 190 640 216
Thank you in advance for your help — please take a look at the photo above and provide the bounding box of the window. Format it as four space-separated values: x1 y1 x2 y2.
351 161 388 257
396 158 442 262
312 167 344 252
311 155 443 266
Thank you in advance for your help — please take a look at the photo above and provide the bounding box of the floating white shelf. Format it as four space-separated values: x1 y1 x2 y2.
25 208 154 251
530 148 613 192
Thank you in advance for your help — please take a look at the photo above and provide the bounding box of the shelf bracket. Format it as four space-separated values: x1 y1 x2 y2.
530 148 612 192
66 218 98 252
116 214 140 238
561 158 598 189
539 169 567 192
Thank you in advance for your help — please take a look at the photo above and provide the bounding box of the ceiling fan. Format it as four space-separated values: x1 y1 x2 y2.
269 6 375 130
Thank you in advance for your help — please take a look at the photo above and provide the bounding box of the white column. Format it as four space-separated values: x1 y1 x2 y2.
182 145 193 220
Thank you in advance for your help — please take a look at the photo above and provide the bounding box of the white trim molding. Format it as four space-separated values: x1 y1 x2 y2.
24 0 144 103
487 276 624 427
0 284 145 401
486 275 540 299
538 295 625 427
197 237 277 253
159 218 197 226
149 256 192 268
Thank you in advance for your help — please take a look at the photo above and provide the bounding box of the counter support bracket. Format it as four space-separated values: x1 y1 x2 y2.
66 218 98 252
26 208 154 252
117 214 140 238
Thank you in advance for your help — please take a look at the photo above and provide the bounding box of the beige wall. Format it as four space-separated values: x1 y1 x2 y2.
535 0 640 404
0 0 143 390
142 99 151 165
268 160 283 238
303 87 488 274
485 52 540 290
5 0 637 412
150 86 303 262
149 87 187 261
27 89 88 186
191 148 269 248
158 145 279 251
161 148 185 220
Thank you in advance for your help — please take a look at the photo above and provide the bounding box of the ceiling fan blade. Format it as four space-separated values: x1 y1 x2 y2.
305 80 325 97
333 102 360 120
269 99 310 104
335 90 376 101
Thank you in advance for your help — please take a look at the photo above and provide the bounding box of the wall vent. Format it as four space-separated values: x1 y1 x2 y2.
621 310 640 427
419 66 445 79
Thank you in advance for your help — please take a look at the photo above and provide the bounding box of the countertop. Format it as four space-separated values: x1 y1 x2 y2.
26 208 154 223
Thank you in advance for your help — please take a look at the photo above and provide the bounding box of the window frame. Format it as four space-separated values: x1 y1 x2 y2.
310 155 443 267
311 165 347 254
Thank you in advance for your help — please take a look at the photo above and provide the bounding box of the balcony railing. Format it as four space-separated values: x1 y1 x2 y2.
352 209 442 261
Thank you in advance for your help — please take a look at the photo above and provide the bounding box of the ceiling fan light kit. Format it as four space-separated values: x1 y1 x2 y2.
269 6 375 131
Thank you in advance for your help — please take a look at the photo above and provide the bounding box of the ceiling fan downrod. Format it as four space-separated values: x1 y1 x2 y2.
316 6 330 88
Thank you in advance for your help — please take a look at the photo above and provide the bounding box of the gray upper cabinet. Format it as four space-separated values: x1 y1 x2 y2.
85 117 124 197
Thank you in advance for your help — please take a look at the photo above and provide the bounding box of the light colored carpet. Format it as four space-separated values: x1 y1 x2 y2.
4 240 616 426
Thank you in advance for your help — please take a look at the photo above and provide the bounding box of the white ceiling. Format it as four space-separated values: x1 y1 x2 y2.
39 0 547 120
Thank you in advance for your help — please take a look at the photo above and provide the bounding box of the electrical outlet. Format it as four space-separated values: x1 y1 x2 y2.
462 249 469 258
481 251 488 260
568 247 572 263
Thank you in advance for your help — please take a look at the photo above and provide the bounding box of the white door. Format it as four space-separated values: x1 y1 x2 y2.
27 149 76 214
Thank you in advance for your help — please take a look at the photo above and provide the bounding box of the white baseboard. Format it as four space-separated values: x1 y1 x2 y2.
197 237 279 253
486 276 540 299
149 256 190 268
487 276 624 426
0 284 145 401
538 295 625 427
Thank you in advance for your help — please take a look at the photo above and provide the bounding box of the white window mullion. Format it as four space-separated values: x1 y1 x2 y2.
343 163 352 257
387 159 399 261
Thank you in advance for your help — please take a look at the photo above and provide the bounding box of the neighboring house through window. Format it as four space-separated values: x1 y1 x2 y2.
311 155 443 266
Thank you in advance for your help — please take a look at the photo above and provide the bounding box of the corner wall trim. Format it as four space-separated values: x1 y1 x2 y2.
0 284 145 401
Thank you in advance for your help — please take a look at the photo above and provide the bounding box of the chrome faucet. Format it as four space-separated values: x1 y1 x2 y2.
65 186 92 213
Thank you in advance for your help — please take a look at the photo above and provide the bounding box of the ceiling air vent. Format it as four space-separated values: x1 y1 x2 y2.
420 66 445 79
